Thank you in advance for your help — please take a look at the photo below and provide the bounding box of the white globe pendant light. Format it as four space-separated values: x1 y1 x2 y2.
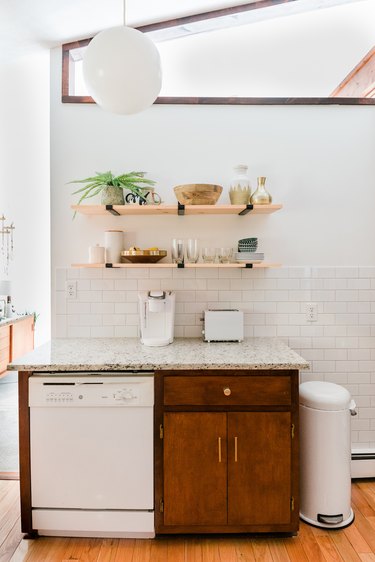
82 1 162 115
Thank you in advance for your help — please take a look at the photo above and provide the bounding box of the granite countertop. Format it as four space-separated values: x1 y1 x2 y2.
0 314 33 328
8 337 309 372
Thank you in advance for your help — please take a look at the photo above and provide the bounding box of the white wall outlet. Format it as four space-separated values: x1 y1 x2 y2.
66 281 77 300
305 302 318 322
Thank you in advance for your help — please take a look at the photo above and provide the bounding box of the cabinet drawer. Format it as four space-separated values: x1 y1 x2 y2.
0 325 10 341
0 358 8 374
0 335 10 351
164 375 291 406
0 346 10 362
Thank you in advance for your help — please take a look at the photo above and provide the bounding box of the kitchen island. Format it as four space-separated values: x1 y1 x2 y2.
9 338 309 538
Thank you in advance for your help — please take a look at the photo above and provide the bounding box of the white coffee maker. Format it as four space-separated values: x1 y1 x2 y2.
138 291 176 347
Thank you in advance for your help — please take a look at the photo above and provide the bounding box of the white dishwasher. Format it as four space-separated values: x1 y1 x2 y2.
29 373 154 538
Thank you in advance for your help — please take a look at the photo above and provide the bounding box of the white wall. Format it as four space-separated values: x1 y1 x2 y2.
0 53 51 345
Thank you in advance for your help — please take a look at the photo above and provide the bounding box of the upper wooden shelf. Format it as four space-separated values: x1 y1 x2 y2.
71 203 282 216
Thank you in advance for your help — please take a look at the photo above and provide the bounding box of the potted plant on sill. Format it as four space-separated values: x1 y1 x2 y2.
69 170 156 208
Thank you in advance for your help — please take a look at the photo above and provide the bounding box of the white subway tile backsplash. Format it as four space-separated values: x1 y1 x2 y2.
137 279 161 291
91 279 114 290
359 267 375 278
55 268 67 290
184 279 207 290
114 302 137 314
90 303 115 314
55 292 66 314
103 291 125 303
66 268 81 279
208 279 231 290
90 326 115 337
67 302 91 314
335 267 358 279
103 314 126 326
114 280 138 290
55 265 375 447
78 290 102 303
79 268 102 279
114 326 138 337
55 315 67 337
67 326 91 337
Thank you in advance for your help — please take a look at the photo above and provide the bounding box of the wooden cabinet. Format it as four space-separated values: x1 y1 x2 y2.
155 370 299 534
11 316 34 360
0 325 11 375
0 316 34 376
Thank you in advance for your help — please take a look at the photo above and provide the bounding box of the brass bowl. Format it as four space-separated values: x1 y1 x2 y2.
121 250 167 263
173 184 223 205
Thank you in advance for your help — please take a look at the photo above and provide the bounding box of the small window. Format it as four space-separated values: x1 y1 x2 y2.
62 0 375 106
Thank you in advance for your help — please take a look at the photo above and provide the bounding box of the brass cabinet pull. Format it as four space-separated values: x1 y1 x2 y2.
223 387 231 396
234 436 238 462
218 437 222 462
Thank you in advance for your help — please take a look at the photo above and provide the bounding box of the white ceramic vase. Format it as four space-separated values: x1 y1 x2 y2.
104 230 124 264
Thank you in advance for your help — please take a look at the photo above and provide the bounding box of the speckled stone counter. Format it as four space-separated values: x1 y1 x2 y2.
0 314 33 328
8 337 309 372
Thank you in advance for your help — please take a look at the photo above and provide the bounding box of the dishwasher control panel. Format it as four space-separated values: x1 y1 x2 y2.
29 374 154 407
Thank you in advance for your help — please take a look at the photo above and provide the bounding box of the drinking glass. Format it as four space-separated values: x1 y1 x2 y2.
202 247 216 263
217 247 233 263
186 239 199 263
171 239 184 264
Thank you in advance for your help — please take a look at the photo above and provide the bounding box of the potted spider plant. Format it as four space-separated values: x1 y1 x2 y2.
70 171 156 207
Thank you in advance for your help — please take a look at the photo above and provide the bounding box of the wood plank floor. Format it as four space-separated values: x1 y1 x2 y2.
1 479 375 562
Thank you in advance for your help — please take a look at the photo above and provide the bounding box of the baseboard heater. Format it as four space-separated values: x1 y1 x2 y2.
351 450 375 478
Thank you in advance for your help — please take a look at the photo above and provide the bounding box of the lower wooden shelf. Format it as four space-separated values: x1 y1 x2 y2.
72 262 281 269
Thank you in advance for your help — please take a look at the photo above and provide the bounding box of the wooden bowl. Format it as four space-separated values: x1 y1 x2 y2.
173 184 223 205
121 250 167 263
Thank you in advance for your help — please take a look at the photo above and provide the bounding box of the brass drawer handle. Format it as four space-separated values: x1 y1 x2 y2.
218 437 222 463
223 387 231 396
234 436 238 462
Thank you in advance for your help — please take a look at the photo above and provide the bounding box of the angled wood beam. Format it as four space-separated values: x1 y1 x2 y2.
330 46 375 97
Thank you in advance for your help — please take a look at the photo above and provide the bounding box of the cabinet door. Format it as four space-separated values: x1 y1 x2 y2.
163 412 227 526
0 325 10 375
11 316 34 360
228 412 292 526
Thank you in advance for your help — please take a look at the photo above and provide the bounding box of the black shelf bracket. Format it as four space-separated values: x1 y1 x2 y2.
245 263 253 268
238 204 253 216
178 203 185 216
105 205 120 216
177 262 185 268
105 263 113 268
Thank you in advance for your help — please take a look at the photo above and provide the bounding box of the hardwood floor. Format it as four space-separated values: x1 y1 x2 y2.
1 479 375 561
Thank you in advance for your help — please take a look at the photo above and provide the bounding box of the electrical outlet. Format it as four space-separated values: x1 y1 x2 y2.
66 281 77 300
305 302 317 322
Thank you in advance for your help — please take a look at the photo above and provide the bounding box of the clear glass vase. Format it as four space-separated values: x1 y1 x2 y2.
229 165 251 205
250 176 272 205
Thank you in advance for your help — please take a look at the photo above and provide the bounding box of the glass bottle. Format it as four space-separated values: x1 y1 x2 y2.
250 176 272 205
229 165 251 205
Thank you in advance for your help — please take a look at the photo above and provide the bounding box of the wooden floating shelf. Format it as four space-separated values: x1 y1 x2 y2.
72 263 281 269
71 203 282 216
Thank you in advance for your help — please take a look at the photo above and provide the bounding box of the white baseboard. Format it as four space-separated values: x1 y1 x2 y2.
351 449 375 478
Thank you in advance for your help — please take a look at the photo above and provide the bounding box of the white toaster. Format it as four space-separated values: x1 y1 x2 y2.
203 309 244 342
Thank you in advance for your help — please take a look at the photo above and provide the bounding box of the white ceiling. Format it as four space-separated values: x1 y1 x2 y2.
0 0 257 63
0 0 372 65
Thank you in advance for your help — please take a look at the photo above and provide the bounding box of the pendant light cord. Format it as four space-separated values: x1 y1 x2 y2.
123 0 126 26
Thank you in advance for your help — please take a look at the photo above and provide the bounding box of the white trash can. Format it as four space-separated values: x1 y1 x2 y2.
299 381 356 529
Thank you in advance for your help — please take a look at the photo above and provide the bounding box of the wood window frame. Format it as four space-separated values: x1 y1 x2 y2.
61 0 375 107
